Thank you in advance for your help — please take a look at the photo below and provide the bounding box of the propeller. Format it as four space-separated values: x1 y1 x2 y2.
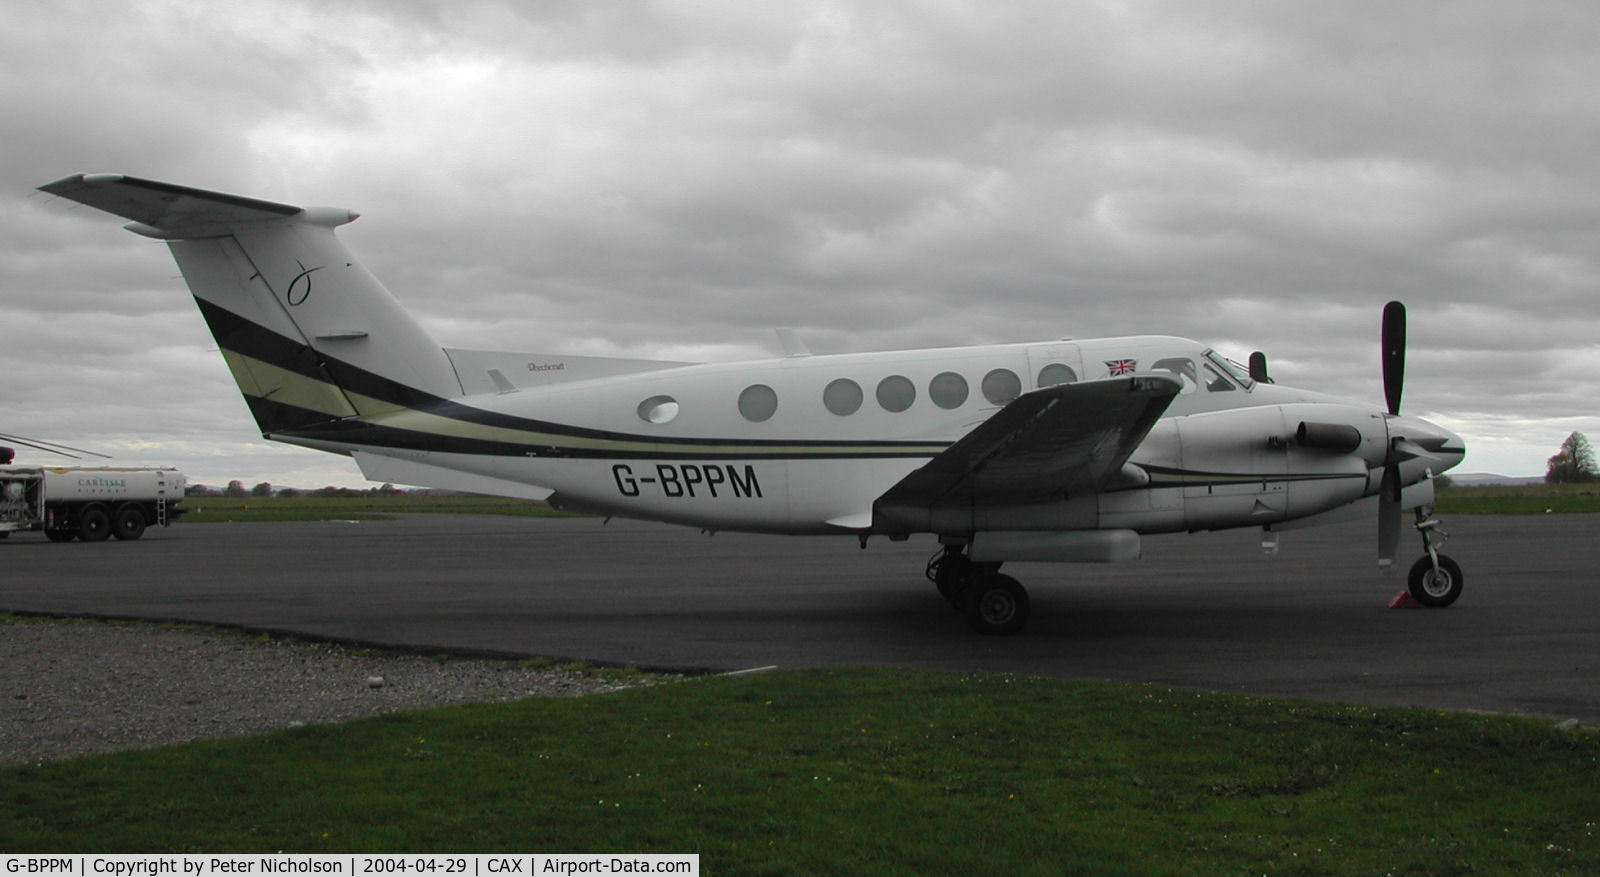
1378 301 1406 567
1382 301 1406 416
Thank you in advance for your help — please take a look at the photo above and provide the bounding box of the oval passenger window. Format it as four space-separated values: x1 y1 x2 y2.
738 384 779 422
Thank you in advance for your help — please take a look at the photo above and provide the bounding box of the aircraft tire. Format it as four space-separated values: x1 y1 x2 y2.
964 572 1029 635
112 504 147 541
77 505 112 542
1407 554 1463 608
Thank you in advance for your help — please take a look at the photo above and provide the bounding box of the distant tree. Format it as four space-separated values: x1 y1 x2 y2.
250 482 273 497
1546 432 1598 484
378 482 400 495
223 480 247 498
184 484 220 497
276 487 300 498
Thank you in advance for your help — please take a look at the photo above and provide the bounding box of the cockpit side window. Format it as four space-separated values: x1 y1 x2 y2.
1202 363 1235 392
1204 349 1254 391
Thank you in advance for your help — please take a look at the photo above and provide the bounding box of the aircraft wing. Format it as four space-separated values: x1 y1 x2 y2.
873 375 1181 518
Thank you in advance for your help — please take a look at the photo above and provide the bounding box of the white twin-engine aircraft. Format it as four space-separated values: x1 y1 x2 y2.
41 173 1467 634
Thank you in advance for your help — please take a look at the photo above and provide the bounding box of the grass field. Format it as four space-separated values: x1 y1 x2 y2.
1435 482 1600 515
1 667 1595 872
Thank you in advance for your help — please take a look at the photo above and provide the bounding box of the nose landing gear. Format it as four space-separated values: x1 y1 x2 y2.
1406 507 1463 607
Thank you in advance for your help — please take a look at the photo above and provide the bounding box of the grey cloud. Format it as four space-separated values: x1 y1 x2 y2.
6 0 1597 479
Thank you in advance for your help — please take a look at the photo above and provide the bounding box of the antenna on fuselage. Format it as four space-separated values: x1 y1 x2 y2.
774 327 812 358
1248 351 1273 384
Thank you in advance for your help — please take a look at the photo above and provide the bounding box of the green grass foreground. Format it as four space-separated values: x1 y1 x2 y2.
179 493 577 523
2 669 1596 874
1436 482 1600 515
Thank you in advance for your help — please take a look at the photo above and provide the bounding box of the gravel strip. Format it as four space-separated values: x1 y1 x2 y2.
1 618 662 765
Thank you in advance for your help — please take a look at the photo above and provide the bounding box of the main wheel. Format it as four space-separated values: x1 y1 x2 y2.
77 505 112 542
964 572 1030 635
112 504 147 540
1407 554 1463 608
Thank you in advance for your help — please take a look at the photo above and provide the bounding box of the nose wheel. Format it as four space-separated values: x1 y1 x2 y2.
1405 507 1463 607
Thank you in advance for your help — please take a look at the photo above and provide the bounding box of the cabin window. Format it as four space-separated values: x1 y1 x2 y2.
1037 363 1078 387
929 372 969 409
824 378 863 416
738 384 779 422
982 368 1022 405
637 395 680 424
876 375 916 412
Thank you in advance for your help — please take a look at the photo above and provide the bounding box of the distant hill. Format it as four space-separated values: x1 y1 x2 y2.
1448 473 1545 487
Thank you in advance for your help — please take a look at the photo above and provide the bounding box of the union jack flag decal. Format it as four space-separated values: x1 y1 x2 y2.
1105 358 1137 376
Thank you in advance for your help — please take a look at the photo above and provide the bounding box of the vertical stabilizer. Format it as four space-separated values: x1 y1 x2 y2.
38 174 463 435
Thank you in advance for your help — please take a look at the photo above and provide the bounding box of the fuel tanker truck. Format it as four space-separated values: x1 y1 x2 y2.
0 454 186 542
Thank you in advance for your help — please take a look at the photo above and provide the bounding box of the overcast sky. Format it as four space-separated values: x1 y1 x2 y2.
5 0 1597 486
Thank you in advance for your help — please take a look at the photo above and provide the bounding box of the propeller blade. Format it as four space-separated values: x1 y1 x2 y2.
1378 464 1401 568
1382 301 1406 416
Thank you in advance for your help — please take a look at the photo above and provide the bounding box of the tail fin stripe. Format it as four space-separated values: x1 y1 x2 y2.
205 297 955 457
196 298 341 386
198 297 440 413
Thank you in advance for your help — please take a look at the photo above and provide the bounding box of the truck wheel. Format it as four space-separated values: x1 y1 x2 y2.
78 505 112 542
112 504 147 540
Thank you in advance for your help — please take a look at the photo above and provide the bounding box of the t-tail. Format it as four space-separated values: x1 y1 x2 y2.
38 174 464 439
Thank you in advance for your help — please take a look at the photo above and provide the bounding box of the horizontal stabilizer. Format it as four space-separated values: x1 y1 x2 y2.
37 174 352 239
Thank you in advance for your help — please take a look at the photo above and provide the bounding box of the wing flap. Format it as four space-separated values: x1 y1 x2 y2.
874 375 1180 518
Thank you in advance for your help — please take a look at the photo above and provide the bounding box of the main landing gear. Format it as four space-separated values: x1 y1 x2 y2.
927 545 1030 635
1406 506 1463 608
